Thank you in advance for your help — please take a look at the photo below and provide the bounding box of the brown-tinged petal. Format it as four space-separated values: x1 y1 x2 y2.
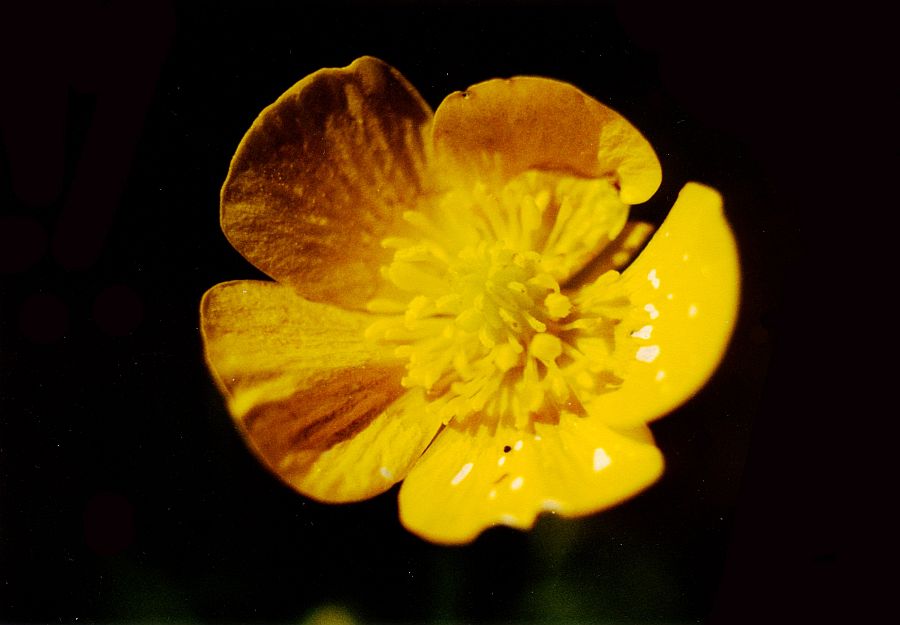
200 280 442 501
432 77 661 204
221 56 433 309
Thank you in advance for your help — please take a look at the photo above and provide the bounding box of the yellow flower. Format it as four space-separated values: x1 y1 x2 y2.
200 56 740 544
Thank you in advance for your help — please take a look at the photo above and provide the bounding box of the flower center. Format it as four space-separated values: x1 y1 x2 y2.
365 171 632 429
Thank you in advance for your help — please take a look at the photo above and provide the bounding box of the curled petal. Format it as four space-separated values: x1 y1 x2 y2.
432 76 661 204
398 415 663 544
577 183 740 428
201 281 442 501
221 56 433 309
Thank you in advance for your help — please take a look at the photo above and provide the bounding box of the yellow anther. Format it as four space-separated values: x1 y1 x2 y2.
364 317 396 341
435 293 461 312
545 292 572 319
498 308 520 331
520 195 541 234
530 333 562 363
523 312 547 333
387 262 448 296
528 273 558 291
478 327 496 348
507 281 527 295
455 308 483 332
493 343 521 371
405 295 434 322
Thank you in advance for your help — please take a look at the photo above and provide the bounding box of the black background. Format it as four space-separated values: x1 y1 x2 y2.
1 1 882 623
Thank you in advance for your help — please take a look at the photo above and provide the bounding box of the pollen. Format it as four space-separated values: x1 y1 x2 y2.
365 170 633 428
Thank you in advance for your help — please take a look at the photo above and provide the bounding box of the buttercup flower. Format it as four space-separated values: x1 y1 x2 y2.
201 56 739 544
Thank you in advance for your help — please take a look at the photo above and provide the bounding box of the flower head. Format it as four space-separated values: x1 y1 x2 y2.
200 57 740 544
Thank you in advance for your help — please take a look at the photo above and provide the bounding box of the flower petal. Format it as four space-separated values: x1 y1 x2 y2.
398 414 663 544
577 183 740 428
432 76 661 204
221 56 433 309
200 281 442 501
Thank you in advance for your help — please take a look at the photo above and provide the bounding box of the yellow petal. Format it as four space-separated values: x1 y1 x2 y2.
578 183 740 428
432 76 661 204
398 414 663 544
200 281 442 501
274 387 443 503
221 56 433 310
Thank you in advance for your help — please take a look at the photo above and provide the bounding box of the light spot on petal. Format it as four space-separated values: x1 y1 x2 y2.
488 488 497 500
379 466 394 480
644 303 659 320
666 293 674 300
682 253 690 261
542 499 562 512
510 476 524 490
513 439 523 451
497 455 506 467
534 435 542 441
636 345 661 363
648 269 660 289
688 304 698 318
593 447 611 471
499 514 518 525
631 324 653 339
655 369 666 381
451 462 473 485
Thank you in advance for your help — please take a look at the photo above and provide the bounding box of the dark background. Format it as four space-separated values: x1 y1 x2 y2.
1 1 881 623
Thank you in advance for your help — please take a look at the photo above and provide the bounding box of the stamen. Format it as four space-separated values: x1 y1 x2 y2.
365 170 633 428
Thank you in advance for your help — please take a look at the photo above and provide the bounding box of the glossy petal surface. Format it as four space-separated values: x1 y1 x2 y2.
399 415 663 544
576 183 740 428
221 56 433 309
201 281 442 501
432 77 661 204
